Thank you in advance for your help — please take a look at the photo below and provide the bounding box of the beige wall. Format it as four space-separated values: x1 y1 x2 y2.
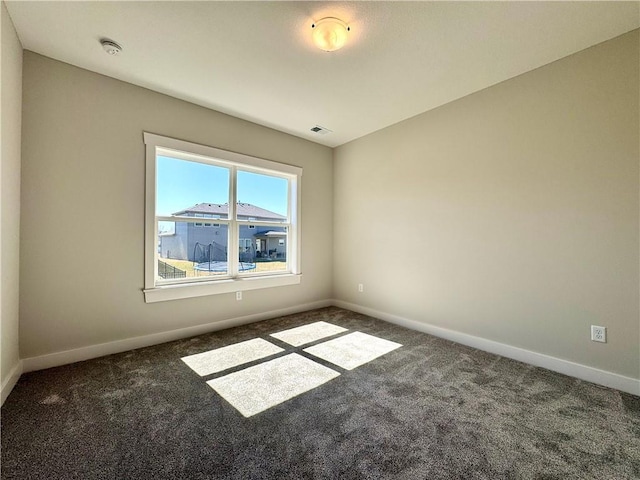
13 28 640 385
20 52 333 359
1 2 23 392
334 31 639 379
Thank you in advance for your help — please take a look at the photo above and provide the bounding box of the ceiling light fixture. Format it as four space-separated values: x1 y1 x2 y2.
311 17 350 52
100 39 122 56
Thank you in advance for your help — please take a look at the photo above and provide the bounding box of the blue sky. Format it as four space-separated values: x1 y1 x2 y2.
157 156 288 217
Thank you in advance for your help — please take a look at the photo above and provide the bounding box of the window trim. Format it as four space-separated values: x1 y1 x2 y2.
143 132 302 303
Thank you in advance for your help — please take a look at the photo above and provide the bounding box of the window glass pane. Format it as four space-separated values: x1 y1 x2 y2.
239 225 288 275
236 171 288 222
158 221 229 279
147 134 302 299
156 156 230 218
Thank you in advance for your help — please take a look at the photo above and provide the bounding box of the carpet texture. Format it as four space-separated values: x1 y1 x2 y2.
181 337 284 376
207 353 340 418
270 321 348 347
303 331 402 371
2 307 639 479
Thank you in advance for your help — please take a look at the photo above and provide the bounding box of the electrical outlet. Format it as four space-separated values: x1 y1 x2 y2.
358 283 364 293
591 325 606 343
236 291 242 301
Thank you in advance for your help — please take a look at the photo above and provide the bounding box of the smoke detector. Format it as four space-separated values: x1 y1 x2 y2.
100 39 122 56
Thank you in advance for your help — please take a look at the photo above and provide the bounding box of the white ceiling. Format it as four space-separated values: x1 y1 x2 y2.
6 1 639 147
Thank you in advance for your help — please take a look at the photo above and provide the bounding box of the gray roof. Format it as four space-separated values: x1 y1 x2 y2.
173 202 286 221
255 230 287 237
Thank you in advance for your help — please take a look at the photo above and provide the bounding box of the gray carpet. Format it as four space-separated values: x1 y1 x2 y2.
2 307 639 479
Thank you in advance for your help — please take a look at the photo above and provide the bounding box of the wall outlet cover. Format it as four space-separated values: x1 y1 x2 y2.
591 325 606 343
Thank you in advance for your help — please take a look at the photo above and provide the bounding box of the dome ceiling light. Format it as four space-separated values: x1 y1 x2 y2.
311 17 350 52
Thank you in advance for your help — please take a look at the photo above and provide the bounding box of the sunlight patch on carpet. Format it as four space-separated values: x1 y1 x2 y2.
304 332 402 370
181 338 284 376
270 321 348 346
207 353 340 417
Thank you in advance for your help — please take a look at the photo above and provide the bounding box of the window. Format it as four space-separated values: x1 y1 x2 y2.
239 238 253 252
144 133 302 303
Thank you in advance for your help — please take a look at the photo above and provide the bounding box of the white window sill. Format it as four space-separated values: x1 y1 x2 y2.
143 274 302 303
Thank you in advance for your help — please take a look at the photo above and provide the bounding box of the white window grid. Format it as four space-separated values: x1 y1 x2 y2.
143 132 302 301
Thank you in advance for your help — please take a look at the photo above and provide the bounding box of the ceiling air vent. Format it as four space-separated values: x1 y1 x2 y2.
310 125 332 135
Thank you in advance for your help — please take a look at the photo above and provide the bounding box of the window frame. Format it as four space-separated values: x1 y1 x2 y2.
143 132 302 303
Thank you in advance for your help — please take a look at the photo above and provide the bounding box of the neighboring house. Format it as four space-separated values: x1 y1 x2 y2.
159 202 287 262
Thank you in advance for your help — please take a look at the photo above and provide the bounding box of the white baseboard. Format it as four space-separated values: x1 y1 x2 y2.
333 299 640 396
17 298 640 397
1 360 23 406
22 299 332 373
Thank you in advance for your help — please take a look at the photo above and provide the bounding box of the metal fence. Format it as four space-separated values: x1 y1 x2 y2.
158 260 187 279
